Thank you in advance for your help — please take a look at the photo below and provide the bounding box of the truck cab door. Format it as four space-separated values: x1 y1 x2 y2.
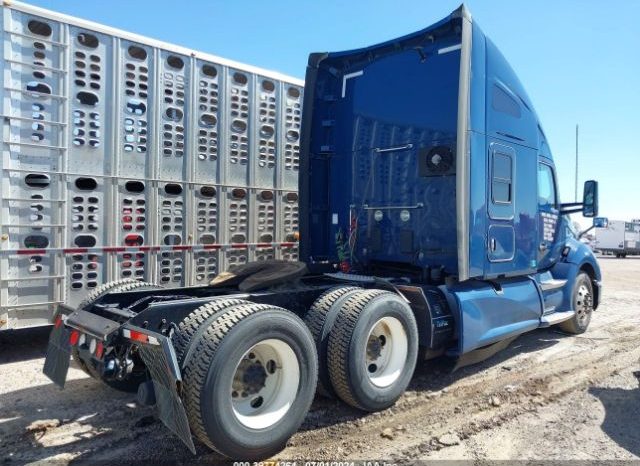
537 161 561 269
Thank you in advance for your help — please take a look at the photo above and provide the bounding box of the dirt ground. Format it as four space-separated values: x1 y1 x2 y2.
1 256 639 463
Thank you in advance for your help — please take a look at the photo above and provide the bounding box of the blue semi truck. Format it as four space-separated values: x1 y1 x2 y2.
44 5 601 460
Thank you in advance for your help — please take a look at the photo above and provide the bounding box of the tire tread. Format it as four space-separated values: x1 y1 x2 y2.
304 286 361 396
173 298 250 365
327 289 390 409
182 302 277 452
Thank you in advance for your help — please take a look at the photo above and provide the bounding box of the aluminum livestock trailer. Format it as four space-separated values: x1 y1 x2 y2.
0 1 303 330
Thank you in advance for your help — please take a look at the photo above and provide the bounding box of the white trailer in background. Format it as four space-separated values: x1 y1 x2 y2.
594 219 640 257
0 2 303 330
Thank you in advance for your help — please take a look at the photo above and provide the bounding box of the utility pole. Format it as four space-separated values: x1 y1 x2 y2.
575 124 579 202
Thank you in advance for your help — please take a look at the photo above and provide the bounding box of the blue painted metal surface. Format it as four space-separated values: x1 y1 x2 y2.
301 9 463 273
549 220 602 310
443 277 542 354
299 5 601 356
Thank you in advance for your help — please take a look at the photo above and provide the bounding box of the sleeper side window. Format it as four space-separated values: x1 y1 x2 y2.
492 152 513 204
492 84 521 119
537 163 557 208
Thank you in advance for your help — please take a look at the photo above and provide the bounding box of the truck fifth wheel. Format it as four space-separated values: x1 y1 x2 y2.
43 5 603 460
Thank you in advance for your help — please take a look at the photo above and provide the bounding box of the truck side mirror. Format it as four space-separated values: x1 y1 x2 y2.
593 217 608 228
582 180 598 218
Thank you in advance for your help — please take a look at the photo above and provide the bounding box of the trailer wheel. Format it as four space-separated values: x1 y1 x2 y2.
183 303 317 459
71 280 161 392
172 297 250 365
559 272 594 334
304 286 362 397
327 289 418 412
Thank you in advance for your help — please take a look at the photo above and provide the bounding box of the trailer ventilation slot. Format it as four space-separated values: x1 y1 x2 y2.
200 186 216 198
233 72 248 85
125 181 145 193
260 125 275 138
126 99 146 115
231 233 246 243
75 177 97 191
202 64 217 77
163 234 182 245
259 190 274 201
128 45 147 60
77 91 99 106
124 234 144 246
231 188 247 200
164 183 183 195
200 234 215 244
287 87 300 98
28 20 52 37
77 32 99 49
262 80 275 92
231 119 247 133
26 81 51 96
200 114 216 127
25 173 50 188
166 55 184 70
25 235 49 248
165 107 183 121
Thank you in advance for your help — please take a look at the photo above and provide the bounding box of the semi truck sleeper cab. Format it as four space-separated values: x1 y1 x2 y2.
44 5 602 460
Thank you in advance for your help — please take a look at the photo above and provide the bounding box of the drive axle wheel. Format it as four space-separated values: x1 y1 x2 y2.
231 339 299 429
183 303 317 459
559 272 594 334
365 317 408 388
304 286 362 397
328 289 418 412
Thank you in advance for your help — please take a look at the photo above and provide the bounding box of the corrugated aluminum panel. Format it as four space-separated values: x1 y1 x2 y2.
0 2 301 329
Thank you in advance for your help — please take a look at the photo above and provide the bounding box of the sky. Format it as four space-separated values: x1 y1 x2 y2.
26 0 640 227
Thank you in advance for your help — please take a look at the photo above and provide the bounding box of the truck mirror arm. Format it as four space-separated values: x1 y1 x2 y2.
578 225 595 239
559 202 584 215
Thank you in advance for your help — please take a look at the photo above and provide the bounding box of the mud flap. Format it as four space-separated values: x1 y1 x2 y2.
43 315 72 388
128 325 195 454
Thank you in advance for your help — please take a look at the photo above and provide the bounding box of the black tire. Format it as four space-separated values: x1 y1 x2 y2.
183 303 318 459
76 278 138 310
303 286 362 397
559 272 594 334
327 289 418 412
72 280 161 392
172 297 250 366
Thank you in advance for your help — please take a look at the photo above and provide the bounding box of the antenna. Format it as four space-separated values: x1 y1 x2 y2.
575 124 579 202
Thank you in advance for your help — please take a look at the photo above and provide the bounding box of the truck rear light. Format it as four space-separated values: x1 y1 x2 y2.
54 315 63 329
122 328 159 345
89 337 97 354
95 341 104 359
78 333 86 347
69 330 80 346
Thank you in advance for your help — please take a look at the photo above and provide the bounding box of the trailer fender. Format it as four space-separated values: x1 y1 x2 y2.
123 324 195 454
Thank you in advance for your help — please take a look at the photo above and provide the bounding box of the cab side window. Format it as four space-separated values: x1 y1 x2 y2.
492 152 513 204
538 163 557 208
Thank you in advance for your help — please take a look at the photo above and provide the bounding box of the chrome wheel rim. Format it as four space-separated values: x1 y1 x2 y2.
575 283 593 326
